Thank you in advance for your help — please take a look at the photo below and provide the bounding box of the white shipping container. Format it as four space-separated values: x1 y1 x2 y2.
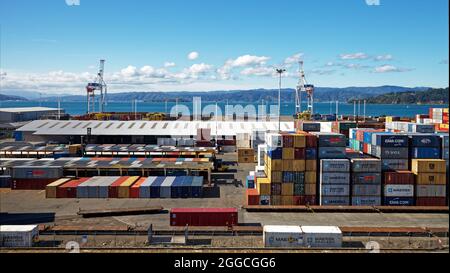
384 184 414 197
301 226 342 248
263 225 303 248
0 225 39 247
265 133 282 147
320 122 333 133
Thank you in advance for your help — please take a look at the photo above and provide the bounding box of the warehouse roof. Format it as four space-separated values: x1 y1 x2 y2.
17 119 294 136
0 107 61 113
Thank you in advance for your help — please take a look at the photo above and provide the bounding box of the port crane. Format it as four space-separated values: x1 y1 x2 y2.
86 59 107 114
295 61 314 120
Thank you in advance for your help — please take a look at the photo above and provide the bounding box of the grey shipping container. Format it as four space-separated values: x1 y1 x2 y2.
439 134 449 147
321 184 350 196
139 177 158 198
298 122 321 132
314 133 347 147
318 147 346 159
375 147 409 159
320 172 350 185
320 196 350 206
350 158 382 173
415 185 446 197
77 177 102 198
11 166 63 179
381 159 409 171
351 173 382 184
352 196 381 206
98 177 119 198
160 177 176 198
352 184 381 196
320 159 350 172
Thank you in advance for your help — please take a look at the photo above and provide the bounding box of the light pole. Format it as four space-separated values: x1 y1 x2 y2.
276 68 286 132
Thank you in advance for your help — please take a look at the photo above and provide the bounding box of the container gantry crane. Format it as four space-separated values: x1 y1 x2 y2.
86 59 107 114
295 60 315 120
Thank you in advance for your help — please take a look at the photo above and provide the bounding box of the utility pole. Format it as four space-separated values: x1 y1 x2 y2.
335 101 339 121
276 68 286 132
363 100 366 122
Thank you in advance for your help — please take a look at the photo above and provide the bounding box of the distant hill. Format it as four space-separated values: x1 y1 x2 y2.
0 93 28 101
36 85 430 103
349 88 449 104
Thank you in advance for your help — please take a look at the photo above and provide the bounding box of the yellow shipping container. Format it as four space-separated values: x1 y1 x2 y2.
118 176 140 198
281 196 294 206
305 171 317 184
415 173 447 185
305 160 317 171
267 157 282 171
305 183 317 195
269 171 282 183
386 116 393 123
411 159 446 173
281 183 294 196
293 160 305 172
238 148 254 156
282 160 294 171
238 155 254 163
257 178 271 195
443 108 449 113
46 178 71 198
282 148 295 160
293 134 306 148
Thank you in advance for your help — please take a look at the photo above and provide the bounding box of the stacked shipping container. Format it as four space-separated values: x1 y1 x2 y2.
350 158 382 206
319 159 350 206
412 159 447 206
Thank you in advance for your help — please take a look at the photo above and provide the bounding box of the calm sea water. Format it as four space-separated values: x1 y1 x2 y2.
0 100 445 118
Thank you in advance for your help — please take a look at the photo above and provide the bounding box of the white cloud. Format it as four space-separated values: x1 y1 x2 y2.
164 62 176 67
240 66 274 77
121 65 138 77
284 53 304 65
326 62 335 66
227 54 270 67
340 52 368 60
188 51 199 60
374 65 413 73
374 54 393 61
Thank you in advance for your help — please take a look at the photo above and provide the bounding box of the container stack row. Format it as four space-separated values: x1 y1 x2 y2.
45 176 204 199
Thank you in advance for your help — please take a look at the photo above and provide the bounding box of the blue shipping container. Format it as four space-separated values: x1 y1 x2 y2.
170 177 185 198
374 134 409 147
267 147 282 159
191 177 204 198
181 177 192 198
410 134 441 147
410 147 440 159
305 148 317 159
150 177 166 198
383 197 414 206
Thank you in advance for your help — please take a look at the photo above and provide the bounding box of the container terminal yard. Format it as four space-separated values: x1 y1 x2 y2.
0 103 449 253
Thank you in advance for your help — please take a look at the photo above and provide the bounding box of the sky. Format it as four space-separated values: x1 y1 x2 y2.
0 0 448 94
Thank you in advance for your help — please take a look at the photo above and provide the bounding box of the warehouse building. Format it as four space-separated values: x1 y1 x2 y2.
15 119 295 144
0 107 64 123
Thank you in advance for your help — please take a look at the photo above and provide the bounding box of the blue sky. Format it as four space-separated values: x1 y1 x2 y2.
0 0 448 94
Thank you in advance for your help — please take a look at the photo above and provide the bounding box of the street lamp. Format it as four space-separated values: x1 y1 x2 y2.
275 68 286 132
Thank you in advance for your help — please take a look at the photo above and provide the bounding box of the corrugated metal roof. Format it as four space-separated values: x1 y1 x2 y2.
17 120 294 136
0 107 61 113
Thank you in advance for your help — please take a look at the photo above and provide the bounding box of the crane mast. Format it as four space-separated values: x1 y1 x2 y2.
86 59 107 114
295 61 314 120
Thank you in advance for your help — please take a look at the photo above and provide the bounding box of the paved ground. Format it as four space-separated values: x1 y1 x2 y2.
1 152 449 230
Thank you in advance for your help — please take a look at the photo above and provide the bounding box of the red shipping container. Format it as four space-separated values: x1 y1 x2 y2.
130 177 147 198
108 176 130 198
282 134 294 148
293 195 316 205
12 179 57 190
416 197 447 206
246 189 260 206
57 178 89 198
294 148 306 160
384 171 414 185
170 208 238 226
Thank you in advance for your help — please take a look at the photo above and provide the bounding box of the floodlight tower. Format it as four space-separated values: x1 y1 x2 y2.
295 61 315 117
86 59 107 114
276 68 286 132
